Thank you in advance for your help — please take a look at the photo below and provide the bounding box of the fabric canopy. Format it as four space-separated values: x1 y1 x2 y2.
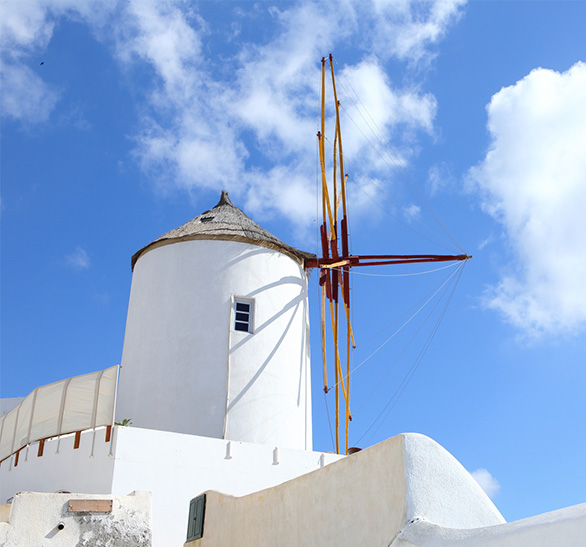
0 365 119 462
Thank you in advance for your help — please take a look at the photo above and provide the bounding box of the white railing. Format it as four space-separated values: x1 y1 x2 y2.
0 365 119 463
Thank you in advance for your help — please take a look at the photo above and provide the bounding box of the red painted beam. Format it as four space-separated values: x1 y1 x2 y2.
306 254 470 269
349 253 470 261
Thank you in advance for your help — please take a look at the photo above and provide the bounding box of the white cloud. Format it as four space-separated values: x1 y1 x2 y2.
0 0 59 123
338 59 437 168
2 0 464 231
0 0 118 123
232 1 343 153
428 162 455 196
114 0 204 102
369 0 466 63
0 63 59 123
119 0 453 232
66 246 91 269
404 204 421 221
477 234 494 252
470 468 500 499
469 62 586 337
0 0 55 53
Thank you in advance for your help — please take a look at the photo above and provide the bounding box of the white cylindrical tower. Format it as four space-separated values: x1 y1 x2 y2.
116 192 313 450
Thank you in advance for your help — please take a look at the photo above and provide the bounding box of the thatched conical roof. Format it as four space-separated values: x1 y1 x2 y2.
131 191 314 269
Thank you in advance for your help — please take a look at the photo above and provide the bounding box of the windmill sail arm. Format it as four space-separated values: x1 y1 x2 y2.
307 254 470 269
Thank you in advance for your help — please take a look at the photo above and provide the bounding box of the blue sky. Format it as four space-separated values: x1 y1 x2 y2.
2 0 585 522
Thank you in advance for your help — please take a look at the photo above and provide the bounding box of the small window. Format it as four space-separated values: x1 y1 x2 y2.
234 298 254 333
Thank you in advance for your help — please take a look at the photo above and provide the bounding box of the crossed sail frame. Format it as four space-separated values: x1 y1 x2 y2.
306 55 469 455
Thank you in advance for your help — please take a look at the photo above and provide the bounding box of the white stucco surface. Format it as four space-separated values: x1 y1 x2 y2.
0 425 343 546
187 433 505 546
117 239 312 450
3 427 584 547
403 433 506 529
393 503 586 546
0 427 115 502
0 491 151 547
109 427 341 545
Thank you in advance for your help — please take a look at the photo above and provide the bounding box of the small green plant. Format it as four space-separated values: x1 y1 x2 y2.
114 418 133 427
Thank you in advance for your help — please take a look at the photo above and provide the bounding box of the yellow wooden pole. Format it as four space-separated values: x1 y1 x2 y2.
330 54 351 453
319 60 334 231
329 54 347 218
333 114 338 227
339 276 356 348
346 307 351 455
321 284 328 390
328 299 349 405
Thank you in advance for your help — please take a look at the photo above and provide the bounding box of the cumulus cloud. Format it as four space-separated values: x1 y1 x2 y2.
66 246 91 270
2 0 465 230
369 0 466 63
115 0 458 231
338 59 437 165
471 468 500 499
469 62 586 337
114 0 204 102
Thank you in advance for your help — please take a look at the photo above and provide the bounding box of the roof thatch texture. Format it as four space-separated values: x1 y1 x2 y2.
131 191 314 269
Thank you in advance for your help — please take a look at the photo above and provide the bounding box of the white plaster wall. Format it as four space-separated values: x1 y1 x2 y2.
187 433 507 547
117 239 312 450
191 434 409 547
109 426 342 547
0 427 115 504
403 433 505 529
394 503 586 546
0 491 151 547
0 426 342 547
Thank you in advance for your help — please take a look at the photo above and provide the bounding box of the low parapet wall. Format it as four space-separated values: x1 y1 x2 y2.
1 425 344 546
0 426 115 503
185 433 504 546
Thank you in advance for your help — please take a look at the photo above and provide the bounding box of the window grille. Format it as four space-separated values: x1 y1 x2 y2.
234 298 254 333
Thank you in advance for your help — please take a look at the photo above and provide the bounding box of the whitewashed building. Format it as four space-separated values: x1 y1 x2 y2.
1 192 585 546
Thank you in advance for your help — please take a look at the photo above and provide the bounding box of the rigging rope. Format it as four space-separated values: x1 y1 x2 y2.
325 262 463 392
322 136 459 254
338 96 462 252
330 54 465 253
353 261 465 416
354 260 467 446
332 260 460 277
353 268 458 348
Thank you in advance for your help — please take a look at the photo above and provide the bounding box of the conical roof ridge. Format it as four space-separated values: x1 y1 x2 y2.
131 191 314 269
